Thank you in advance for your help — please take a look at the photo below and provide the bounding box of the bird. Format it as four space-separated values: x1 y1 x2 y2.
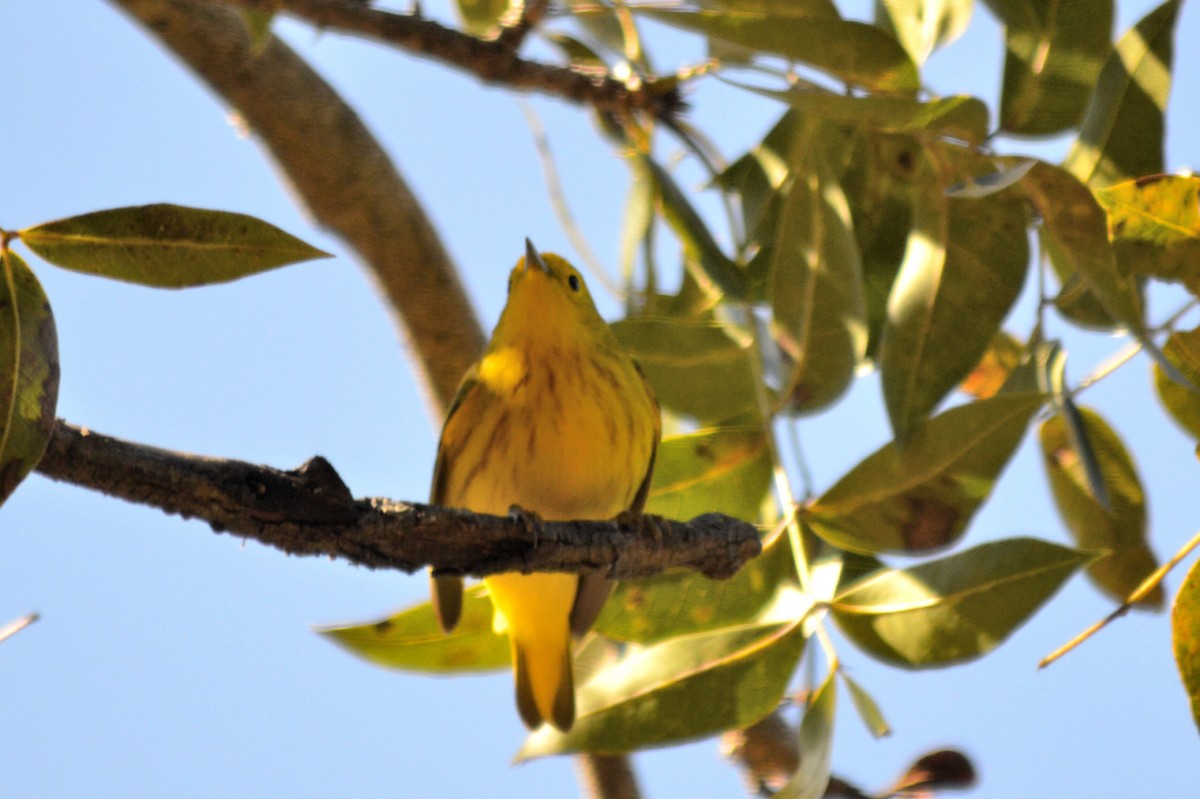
427 240 660 732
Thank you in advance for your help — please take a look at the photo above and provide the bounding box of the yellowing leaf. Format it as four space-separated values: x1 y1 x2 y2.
316 585 509 673
1172 555 1200 734
1039 407 1162 607
807 393 1044 554
19 204 331 289
1022 162 1143 331
960 331 1023 399
832 537 1091 667
518 619 806 758
1064 0 1180 186
1096 175 1200 292
0 250 59 504
986 0 1113 136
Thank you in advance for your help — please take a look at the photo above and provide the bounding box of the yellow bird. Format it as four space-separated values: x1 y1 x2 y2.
428 241 660 732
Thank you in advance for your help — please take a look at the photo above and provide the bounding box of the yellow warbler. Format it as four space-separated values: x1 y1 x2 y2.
428 241 660 732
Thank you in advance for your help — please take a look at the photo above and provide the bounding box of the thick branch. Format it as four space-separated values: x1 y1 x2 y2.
35 421 760 580
207 0 684 120
110 0 483 413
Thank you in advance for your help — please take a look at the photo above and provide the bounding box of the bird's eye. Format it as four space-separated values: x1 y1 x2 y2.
568 274 581 292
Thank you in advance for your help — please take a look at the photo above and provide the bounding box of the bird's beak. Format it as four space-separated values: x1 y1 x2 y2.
525 238 551 275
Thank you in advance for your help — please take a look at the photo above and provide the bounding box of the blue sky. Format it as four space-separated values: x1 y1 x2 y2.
2 1 1198 797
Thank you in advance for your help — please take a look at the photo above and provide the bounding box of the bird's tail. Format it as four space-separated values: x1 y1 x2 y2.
486 572 577 732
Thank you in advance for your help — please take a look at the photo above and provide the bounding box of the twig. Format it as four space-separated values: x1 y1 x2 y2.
1039 528 1200 669
576 753 643 799
205 0 685 121
34 420 761 580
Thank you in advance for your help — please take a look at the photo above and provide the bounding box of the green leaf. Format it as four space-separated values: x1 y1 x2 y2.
641 157 745 299
733 86 990 146
0 250 59 504
638 10 919 93
770 119 867 415
806 393 1044 554
316 585 509 673
1064 0 1180 187
454 0 512 36
879 191 1030 442
644 427 772 521
1172 553 1200 734
613 319 760 422
517 619 806 758
875 0 973 64
1155 326 1200 440
1095 175 1200 292
1039 406 1161 607
595 531 793 643
775 666 836 799
840 670 891 738
1022 162 1143 331
832 537 1091 667
19 204 331 289
984 0 1113 135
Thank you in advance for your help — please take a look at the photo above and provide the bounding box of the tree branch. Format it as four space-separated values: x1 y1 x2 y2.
109 0 483 414
34 420 761 580
205 0 684 121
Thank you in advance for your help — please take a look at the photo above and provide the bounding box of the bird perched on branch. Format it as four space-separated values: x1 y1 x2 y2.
428 240 660 731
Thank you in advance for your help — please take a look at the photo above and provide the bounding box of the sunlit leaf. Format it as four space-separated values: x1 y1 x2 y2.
0 250 59 504
19 204 331 288
641 157 745 299
806 393 1043 554
1173 555 1200 734
984 0 1113 135
1095 175 1200 292
317 585 509 673
770 119 867 415
832 537 1090 667
1155 326 1200 440
879 189 1029 442
1064 0 1180 186
454 0 512 36
596 530 793 643
876 0 973 65
647 427 772 522
1022 162 1143 331
638 10 919 93
840 670 891 738
775 667 836 799
1039 407 1161 607
518 619 806 758
841 134 924 358
613 319 759 422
